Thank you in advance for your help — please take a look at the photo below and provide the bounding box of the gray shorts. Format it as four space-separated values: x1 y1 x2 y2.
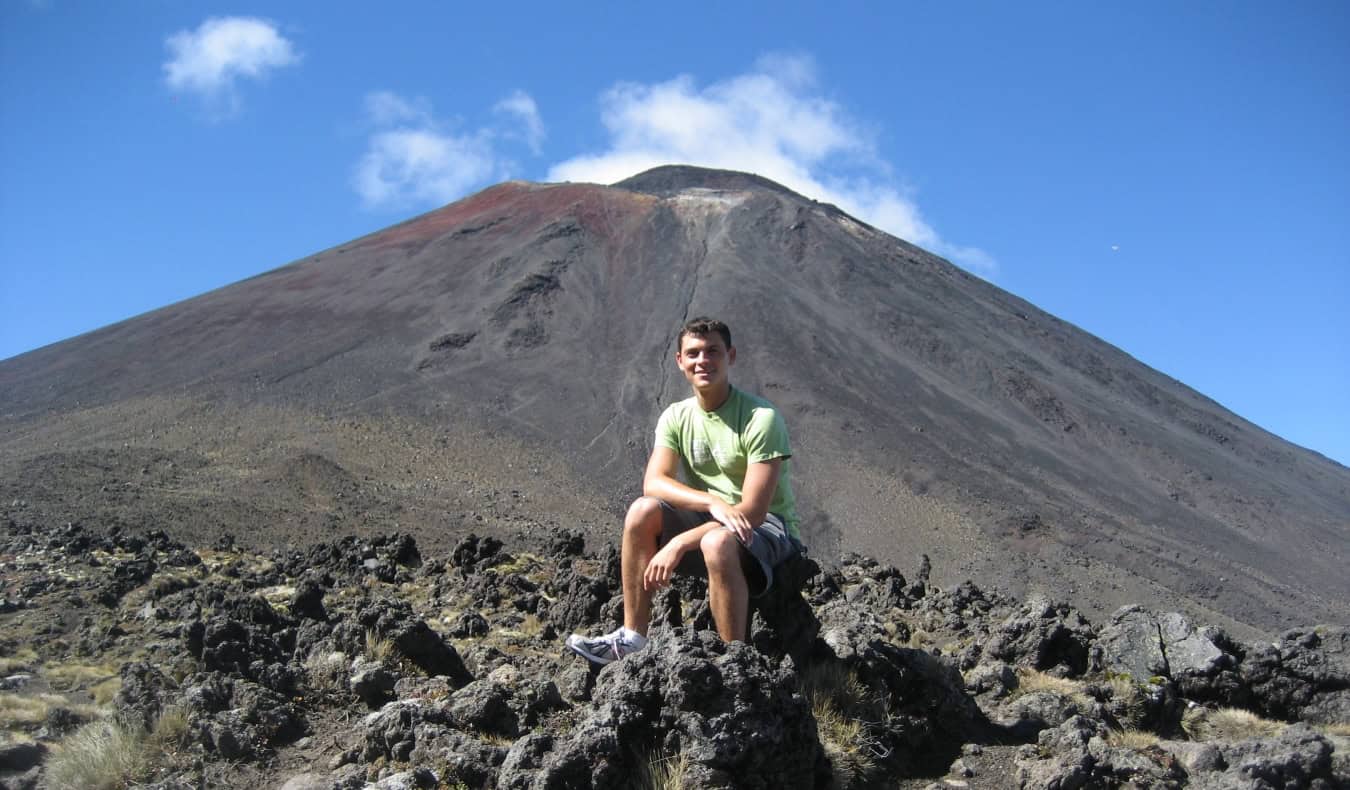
652 498 803 596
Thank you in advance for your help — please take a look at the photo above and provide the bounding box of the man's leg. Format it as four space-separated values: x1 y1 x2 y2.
621 496 665 636
700 528 750 641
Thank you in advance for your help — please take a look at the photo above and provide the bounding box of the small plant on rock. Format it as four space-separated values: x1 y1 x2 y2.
364 629 395 662
636 747 689 790
801 661 882 787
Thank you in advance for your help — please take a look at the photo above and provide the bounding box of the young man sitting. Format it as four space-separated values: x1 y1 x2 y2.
567 317 803 665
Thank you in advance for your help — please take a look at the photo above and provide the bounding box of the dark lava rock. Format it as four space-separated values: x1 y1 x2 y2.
183 674 306 760
1195 723 1337 789
451 533 505 573
449 679 519 737
817 597 985 776
497 627 826 790
115 661 175 730
1242 626 1350 724
0 741 46 772
544 554 615 636
350 657 398 708
290 575 328 621
362 700 450 763
410 728 507 788
450 610 489 639
357 598 472 686
981 594 1096 675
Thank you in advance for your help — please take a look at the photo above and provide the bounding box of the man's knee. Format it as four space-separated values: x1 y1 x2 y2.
623 496 664 538
699 528 742 571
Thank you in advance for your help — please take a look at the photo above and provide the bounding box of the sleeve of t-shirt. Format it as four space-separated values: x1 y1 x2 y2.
654 404 682 452
744 406 792 463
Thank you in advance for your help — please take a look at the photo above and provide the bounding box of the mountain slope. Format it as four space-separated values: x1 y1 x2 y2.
2 165 1345 635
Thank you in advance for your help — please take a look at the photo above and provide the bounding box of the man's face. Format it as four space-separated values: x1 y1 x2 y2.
676 332 735 391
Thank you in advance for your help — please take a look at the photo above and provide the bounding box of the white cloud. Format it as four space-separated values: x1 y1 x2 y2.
163 17 298 115
549 54 996 278
355 129 496 208
354 90 543 210
494 91 545 154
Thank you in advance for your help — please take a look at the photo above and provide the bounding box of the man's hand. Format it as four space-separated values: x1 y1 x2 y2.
708 500 754 546
643 540 686 591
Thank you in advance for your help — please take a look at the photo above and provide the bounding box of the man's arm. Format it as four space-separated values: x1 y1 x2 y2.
644 446 782 545
642 446 720 511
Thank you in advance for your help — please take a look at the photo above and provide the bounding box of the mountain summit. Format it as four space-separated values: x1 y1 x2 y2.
2 165 1345 635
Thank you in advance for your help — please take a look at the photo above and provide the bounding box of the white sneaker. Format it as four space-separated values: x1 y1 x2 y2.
565 627 647 665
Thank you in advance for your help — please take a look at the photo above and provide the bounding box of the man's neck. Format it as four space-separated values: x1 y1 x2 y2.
694 383 732 413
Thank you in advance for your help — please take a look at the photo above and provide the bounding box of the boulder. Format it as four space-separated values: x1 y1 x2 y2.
497 627 826 789
981 595 1095 675
357 598 472 686
1243 626 1350 724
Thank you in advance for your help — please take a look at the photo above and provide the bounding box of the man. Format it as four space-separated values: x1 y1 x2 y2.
566 317 803 665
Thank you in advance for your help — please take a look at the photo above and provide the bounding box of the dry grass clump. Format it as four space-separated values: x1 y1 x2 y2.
364 630 396 662
46 705 194 789
90 677 121 707
1106 728 1161 750
1183 707 1285 742
1 693 61 727
492 552 549 584
0 648 39 674
304 650 349 695
148 704 192 752
1011 668 1093 710
801 661 881 787
1316 722 1350 737
44 718 147 790
635 748 690 790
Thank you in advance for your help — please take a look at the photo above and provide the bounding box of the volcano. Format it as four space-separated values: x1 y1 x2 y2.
2 165 1345 637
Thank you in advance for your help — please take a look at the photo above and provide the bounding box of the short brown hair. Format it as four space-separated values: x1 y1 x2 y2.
677 317 731 350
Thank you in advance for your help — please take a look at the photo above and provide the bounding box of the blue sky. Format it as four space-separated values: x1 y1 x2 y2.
2 2 1347 466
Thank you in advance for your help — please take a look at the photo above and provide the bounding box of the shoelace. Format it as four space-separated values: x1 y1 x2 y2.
601 634 630 659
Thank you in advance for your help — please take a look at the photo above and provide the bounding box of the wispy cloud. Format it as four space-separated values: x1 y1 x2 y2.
494 91 545 155
549 54 995 277
353 90 545 210
163 17 298 117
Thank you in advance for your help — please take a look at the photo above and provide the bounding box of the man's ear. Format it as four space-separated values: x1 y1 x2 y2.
728 345 736 365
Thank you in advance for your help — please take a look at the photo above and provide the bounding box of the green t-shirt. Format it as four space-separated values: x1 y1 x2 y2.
654 386 800 539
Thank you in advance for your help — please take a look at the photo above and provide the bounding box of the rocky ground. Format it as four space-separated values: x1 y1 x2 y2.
0 516 1346 789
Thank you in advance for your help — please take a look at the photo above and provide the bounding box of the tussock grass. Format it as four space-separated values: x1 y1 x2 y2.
635 748 689 790
0 692 104 729
905 629 933 649
1106 728 1161 750
148 704 191 751
46 663 121 697
492 552 548 582
801 662 881 787
1011 668 1093 709
1316 722 1350 737
90 678 121 707
0 693 58 726
1183 707 1285 742
44 718 147 790
45 705 195 789
304 650 349 694
1104 674 1150 729
0 648 39 675
364 630 396 662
